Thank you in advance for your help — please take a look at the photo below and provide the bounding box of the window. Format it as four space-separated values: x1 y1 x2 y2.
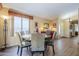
22 18 29 33
75 24 78 31
14 16 29 34
14 16 21 32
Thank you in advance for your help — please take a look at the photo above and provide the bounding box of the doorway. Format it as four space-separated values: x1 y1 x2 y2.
70 20 78 37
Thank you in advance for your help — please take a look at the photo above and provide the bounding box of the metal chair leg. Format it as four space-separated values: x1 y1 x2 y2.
43 51 44 56
52 45 55 55
20 48 23 56
17 46 19 54
27 47 28 50
31 51 34 56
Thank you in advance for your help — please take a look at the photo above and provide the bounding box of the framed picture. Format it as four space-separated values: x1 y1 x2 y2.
44 23 49 29
35 22 38 27
53 23 56 28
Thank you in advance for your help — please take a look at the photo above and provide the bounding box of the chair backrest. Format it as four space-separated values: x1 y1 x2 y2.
15 32 23 46
31 33 45 51
20 31 25 35
52 31 57 39
46 29 51 36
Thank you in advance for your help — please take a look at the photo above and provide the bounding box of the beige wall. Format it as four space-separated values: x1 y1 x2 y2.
7 16 18 47
30 16 51 33
0 7 18 47
59 12 78 38
0 7 57 47
62 20 70 37
7 16 54 47
0 7 9 48
0 11 54 47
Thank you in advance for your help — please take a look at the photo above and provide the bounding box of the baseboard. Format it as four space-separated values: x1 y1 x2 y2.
0 44 6 50
0 47 5 50
6 45 17 49
0 45 17 51
6 44 18 48
6 42 18 48
61 36 68 38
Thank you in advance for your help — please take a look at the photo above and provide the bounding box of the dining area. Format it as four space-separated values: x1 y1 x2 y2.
15 31 56 56
0 3 79 56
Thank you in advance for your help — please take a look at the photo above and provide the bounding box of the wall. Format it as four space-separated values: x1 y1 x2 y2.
0 8 57 47
78 9 79 35
59 11 78 38
0 8 54 47
7 16 55 47
7 16 18 47
30 16 51 33
63 20 70 37
0 7 9 48
0 7 19 47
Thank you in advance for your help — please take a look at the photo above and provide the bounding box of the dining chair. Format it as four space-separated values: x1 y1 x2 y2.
45 31 56 55
31 33 45 56
20 31 25 35
52 31 57 40
15 32 31 56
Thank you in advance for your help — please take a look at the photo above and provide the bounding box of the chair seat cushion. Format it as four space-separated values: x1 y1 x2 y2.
45 37 54 46
22 41 31 47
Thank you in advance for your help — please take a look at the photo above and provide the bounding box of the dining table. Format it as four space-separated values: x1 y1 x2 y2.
22 33 54 51
22 34 31 42
22 33 52 41
22 33 53 44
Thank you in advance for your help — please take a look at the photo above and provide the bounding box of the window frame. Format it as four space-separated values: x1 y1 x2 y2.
13 16 30 35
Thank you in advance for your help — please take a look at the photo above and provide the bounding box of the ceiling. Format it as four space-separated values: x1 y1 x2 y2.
3 3 79 20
